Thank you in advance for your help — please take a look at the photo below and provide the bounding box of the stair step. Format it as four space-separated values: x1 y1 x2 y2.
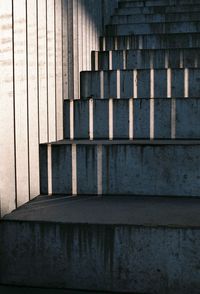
118 0 200 8
106 22 200 36
80 68 200 99
115 4 200 15
40 140 200 197
111 12 200 24
91 48 200 71
1 196 200 292
64 98 200 140
100 33 200 50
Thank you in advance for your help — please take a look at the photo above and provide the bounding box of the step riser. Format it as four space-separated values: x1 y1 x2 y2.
118 0 200 8
92 49 200 71
111 13 200 24
100 34 200 50
40 143 200 197
64 99 200 140
116 5 200 15
80 69 200 99
106 22 200 36
1 221 200 294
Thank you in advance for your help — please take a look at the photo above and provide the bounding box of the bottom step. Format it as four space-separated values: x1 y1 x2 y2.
1 196 200 294
40 140 200 197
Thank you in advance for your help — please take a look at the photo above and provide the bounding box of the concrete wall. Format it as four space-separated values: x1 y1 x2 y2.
1 220 200 294
0 0 118 217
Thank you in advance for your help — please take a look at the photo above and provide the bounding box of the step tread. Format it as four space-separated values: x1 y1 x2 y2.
3 195 200 228
46 139 200 146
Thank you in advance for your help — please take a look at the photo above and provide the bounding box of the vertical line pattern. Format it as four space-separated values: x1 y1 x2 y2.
150 69 155 140
129 98 134 140
100 70 104 98
12 0 18 208
70 100 74 140
171 98 176 139
47 144 52 195
109 98 113 140
117 70 120 99
97 145 103 195
72 144 77 195
123 50 126 70
109 51 113 70
133 70 137 98
167 68 172 98
25 0 31 200
184 68 189 98
89 99 94 140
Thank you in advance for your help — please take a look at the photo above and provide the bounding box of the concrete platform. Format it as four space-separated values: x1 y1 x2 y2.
1 196 200 293
0 285 109 294
4 195 200 227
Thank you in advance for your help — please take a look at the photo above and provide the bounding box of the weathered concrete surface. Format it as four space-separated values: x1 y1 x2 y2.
64 98 200 140
1 196 200 293
106 22 200 36
0 285 109 294
111 12 200 24
115 4 200 15
92 48 200 70
119 0 200 7
81 69 200 99
40 141 200 197
100 33 200 50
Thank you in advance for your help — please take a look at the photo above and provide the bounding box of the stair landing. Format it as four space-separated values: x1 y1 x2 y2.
3 195 200 227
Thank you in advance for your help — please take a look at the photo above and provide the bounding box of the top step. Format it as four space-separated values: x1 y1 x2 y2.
118 0 200 8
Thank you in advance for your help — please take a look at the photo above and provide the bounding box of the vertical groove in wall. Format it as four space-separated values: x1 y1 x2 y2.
47 0 56 142
13 0 29 207
55 0 64 140
25 0 31 200
62 0 69 100
46 0 49 142
0 0 17 215
54 0 57 141
12 0 17 210
38 0 48 143
27 0 40 200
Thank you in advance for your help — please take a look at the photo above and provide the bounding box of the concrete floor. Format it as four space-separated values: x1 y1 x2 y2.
4 195 200 228
0 286 116 294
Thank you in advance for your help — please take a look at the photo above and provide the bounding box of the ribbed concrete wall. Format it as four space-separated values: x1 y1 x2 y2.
0 0 118 217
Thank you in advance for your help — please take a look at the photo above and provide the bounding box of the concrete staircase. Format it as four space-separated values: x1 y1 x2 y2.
1 1 200 293
39 0 200 197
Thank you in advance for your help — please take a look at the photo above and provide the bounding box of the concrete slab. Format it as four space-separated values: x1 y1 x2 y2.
3 195 200 227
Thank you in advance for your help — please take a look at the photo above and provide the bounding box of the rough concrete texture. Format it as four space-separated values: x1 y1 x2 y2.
81 68 200 99
40 141 200 197
1 196 200 293
92 48 200 70
3 0 200 292
64 98 200 140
